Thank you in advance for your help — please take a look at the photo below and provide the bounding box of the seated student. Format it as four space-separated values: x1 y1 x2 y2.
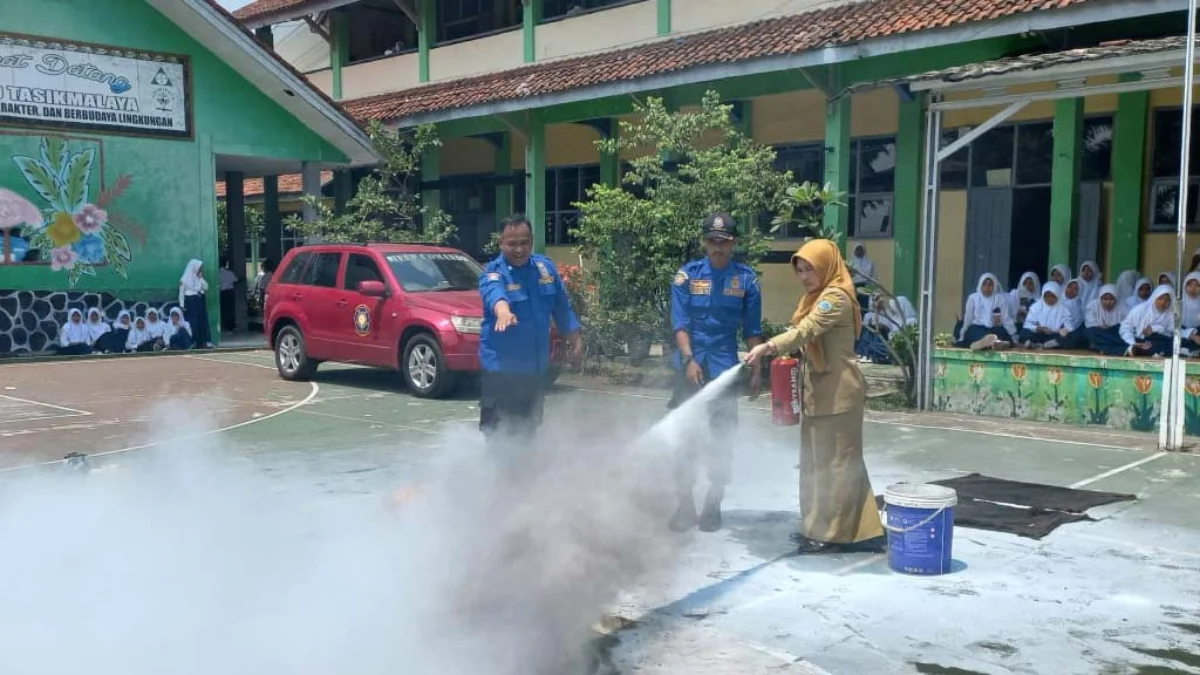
85 308 112 354
1063 278 1086 329
163 307 193 351
126 316 159 353
1182 272 1200 353
856 293 917 363
1008 272 1040 331
144 308 166 349
1086 284 1128 356
1125 277 1153 310
108 311 132 354
1115 269 1140 304
56 309 92 356
1019 282 1083 349
957 273 1016 351
1078 260 1103 305
1049 264 1071 287
1158 271 1177 289
1120 285 1175 357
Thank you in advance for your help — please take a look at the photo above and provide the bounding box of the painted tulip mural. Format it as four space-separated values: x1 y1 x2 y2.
7 135 136 286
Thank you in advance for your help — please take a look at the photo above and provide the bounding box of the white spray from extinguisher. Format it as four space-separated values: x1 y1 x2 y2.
636 363 746 449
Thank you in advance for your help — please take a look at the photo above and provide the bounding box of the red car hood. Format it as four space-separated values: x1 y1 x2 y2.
404 290 482 316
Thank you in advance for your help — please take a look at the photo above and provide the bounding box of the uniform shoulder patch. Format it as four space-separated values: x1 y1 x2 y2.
673 270 689 286
816 291 844 315
816 299 834 314
486 272 502 281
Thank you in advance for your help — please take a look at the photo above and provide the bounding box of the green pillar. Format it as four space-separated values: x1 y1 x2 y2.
893 94 925 298
523 0 542 63
1111 75 1148 274
330 11 349 100
823 79 852 248
656 0 671 35
600 120 620 188
422 147 440 227
525 117 547 252
1049 98 1084 269
418 0 435 83
495 132 513 218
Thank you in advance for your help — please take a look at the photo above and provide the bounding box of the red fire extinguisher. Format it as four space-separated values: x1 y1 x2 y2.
771 356 801 426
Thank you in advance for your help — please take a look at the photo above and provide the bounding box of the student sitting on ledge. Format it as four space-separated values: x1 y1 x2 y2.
1181 272 1200 352
1125 277 1153 310
957 273 1016 351
56 309 92 356
126 316 159 353
1063 278 1086 333
1120 285 1175 357
1086 284 1128 356
1019 282 1084 349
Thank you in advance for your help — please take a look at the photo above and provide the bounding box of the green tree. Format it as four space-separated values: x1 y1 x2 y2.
573 90 794 350
286 121 454 244
215 199 265 255
771 181 848 246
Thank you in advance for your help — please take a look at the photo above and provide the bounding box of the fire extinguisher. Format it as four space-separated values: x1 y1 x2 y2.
770 356 801 426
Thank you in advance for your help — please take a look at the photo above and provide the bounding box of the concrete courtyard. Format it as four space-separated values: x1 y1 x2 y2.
1 350 1197 674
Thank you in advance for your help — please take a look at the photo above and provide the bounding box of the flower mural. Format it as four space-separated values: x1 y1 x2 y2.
1007 363 1031 418
0 187 41 263
1045 367 1066 422
1130 374 1158 432
8 136 135 286
1086 371 1109 425
1186 377 1200 437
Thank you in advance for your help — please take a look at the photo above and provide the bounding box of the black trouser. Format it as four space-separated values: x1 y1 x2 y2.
667 362 740 499
479 370 547 444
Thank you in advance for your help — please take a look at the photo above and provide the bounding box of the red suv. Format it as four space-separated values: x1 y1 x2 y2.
264 243 570 398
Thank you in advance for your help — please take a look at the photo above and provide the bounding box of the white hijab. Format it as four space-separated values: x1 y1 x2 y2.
113 310 132 333
60 309 90 346
850 245 875 284
1158 271 1177 289
126 318 151 350
86 308 110 342
1182 272 1200 330
961 273 1014 339
1062 278 1086 326
1125 277 1154 310
1115 270 1140 302
1085 284 1126 328
1078 261 1102 304
1009 271 1041 310
1026 281 1076 333
144 308 165 339
1049 264 1072 287
179 259 208 305
164 307 192 341
1121 285 1175 345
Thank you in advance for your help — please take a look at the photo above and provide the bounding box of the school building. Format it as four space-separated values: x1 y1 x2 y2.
0 0 378 356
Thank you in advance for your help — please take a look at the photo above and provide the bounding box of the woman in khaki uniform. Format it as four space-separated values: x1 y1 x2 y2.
745 239 885 554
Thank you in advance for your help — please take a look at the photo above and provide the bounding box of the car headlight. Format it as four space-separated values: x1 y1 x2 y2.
451 315 482 335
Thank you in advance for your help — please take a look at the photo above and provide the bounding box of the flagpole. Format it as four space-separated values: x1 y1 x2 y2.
1170 1 1198 449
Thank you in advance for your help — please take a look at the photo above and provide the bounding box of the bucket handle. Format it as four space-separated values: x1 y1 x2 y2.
881 504 949 534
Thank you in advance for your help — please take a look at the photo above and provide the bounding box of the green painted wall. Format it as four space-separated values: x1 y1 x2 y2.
0 0 348 341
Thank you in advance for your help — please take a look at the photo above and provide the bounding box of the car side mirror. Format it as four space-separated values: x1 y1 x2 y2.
357 280 388 297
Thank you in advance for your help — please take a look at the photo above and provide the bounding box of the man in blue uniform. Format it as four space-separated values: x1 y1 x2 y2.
668 213 764 532
478 214 583 444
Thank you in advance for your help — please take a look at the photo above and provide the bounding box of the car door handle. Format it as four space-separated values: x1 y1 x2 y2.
337 300 348 307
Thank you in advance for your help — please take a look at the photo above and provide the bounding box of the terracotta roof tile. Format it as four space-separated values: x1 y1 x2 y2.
216 171 333 198
342 0 1096 123
232 0 319 22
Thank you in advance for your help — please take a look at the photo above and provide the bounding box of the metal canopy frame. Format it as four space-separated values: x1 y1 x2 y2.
914 39 1200 451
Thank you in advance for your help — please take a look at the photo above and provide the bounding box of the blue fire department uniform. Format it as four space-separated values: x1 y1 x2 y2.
478 253 581 439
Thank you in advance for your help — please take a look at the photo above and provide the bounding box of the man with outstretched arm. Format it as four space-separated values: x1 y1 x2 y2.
478 214 583 446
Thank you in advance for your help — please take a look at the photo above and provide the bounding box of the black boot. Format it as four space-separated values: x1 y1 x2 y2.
668 496 698 532
698 487 723 532
794 536 838 555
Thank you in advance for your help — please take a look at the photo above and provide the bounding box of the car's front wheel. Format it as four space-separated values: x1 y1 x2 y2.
275 325 317 381
403 333 457 399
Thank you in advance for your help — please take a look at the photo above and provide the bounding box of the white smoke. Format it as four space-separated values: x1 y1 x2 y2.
0 367 747 674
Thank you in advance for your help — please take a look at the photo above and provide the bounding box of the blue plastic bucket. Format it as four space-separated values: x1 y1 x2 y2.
884 483 957 575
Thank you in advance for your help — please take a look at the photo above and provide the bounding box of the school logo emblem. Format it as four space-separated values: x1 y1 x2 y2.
353 304 372 336
674 271 688 286
712 217 725 230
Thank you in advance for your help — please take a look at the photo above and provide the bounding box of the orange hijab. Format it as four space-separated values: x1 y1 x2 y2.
789 239 862 372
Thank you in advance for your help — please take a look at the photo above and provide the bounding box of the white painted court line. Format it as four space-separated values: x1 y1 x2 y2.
0 393 92 416
0 381 320 474
182 354 278 371
1068 452 1170 488
295 408 440 435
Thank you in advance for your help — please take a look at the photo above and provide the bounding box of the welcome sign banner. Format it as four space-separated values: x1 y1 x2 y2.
0 32 191 139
